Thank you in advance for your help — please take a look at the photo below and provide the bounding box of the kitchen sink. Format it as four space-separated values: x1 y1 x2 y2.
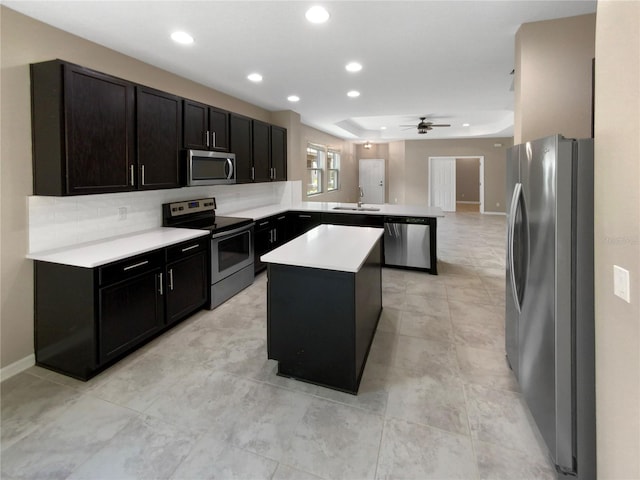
332 206 380 212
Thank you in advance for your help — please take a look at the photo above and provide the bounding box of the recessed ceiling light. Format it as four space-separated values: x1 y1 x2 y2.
287 95 300 102
380 126 387 130
463 123 470 127
247 73 263 82
347 90 360 98
170 31 194 44
345 62 362 73
305 6 330 24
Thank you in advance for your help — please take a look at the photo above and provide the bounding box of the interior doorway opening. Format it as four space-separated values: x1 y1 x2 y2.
428 156 484 213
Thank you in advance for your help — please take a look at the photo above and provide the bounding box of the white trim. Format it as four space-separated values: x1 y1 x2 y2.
0 354 35 382
483 211 507 216
457 201 481 205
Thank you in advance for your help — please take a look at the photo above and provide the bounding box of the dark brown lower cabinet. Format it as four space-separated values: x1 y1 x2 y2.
34 236 209 380
99 267 164 364
166 249 208 325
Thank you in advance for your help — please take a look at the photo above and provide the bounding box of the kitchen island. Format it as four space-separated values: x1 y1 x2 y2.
262 224 383 394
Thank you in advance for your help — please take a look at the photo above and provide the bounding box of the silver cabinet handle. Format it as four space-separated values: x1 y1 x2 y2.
129 164 135 186
212 131 216 148
168 268 174 291
205 131 210 148
251 167 255 181
123 260 148 271
158 272 163 295
277 216 286 221
181 244 199 252
141 165 146 186
299 214 311 218
259 221 269 227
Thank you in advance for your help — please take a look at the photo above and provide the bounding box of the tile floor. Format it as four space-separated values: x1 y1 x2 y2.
1 212 557 480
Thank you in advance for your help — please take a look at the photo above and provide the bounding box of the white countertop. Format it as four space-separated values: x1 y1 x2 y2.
228 202 444 221
27 228 210 268
260 224 383 273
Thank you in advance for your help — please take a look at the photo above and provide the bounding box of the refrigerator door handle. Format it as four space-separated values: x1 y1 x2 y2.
508 182 523 313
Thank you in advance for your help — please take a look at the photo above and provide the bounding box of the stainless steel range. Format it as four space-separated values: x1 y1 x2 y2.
163 198 255 309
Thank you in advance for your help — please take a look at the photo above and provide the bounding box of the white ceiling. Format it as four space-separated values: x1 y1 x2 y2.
5 0 597 142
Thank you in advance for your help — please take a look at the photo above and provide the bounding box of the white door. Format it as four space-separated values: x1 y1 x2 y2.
359 159 385 204
428 157 456 211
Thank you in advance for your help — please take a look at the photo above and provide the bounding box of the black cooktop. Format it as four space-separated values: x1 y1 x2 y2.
162 198 253 235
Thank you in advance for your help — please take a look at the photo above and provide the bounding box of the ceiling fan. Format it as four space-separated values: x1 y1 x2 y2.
400 117 451 134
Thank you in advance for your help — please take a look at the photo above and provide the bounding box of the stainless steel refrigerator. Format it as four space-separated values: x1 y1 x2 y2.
506 134 595 479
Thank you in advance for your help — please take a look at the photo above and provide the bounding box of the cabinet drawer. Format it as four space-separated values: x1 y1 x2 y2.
166 237 209 262
98 250 164 286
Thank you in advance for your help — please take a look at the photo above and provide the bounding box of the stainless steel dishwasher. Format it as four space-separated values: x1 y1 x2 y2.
383 216 431 270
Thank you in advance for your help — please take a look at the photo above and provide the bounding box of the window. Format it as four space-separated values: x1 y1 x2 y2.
306 145 324 195
327 150 340 191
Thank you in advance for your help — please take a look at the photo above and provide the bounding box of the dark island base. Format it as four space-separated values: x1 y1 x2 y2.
266 241 383 395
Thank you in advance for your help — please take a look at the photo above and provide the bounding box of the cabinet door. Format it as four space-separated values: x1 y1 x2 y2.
273 214 288 247
166 251 208 325
271 126 287 181
183 99 209 150
287 212 323 239
254 218 274 274
230 113 254 183
64 64 135 194
99 269 164 364
137 86 182 190
209 107 229 151
252 120 271 183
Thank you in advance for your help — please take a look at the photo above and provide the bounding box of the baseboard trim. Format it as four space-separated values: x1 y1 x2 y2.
482 211 506 216
1 354 35 382
456 201 480 204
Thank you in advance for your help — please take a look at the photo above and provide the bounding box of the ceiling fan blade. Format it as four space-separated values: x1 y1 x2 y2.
430 124 451 127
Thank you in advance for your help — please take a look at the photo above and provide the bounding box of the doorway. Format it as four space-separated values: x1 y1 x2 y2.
428 156 484 213
358 159 385 204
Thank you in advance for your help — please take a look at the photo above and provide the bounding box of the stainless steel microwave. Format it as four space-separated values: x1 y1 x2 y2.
186 150 236 186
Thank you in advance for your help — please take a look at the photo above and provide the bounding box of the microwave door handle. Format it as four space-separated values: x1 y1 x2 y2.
226 158 234 179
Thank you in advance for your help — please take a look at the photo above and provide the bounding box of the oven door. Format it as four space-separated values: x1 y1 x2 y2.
211 225 254 282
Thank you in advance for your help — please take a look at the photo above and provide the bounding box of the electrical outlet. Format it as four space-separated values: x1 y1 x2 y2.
613 265 631 303
118 207 128 221
496 202 500 207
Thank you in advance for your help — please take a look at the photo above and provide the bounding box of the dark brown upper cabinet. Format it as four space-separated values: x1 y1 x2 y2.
270 125 287 181
252 120 288 183
31 60 136 195
183 100 229 152
229 113 254 183
252 120 272 183
136 86 182 190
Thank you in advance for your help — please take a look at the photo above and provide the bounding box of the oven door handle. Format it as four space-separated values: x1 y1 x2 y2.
211 223 255 239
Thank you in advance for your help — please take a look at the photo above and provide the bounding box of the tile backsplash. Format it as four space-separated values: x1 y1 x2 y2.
29 181 301 253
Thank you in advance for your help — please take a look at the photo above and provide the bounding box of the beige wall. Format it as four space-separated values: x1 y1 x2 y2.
593 1 640 478
514 14 596 143
456 158 481 202
387 141 406 205
402 138 512 212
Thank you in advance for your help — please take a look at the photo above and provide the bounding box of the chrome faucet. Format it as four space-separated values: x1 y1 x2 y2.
357 186 364 207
